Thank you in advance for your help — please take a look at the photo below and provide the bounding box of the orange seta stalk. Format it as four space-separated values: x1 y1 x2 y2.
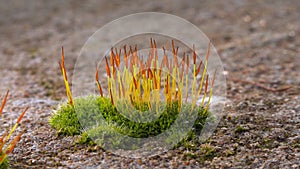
0 132 7 151
0 91 27 165
59 47 73 106
85 39 215 114
95 66 103 97
0 90 9 116
5 132 23 155
124 45 128 68
0 133 7 144
109 89 114 105
204 74 209 93
195 61 203 77
204 69 218 113
193 45 197 65
200 74 209 106
4 107 28 143
0 132 23 164
132 74 138 89
105 56 111 78
148 68 153 80
172 40 178 67
17 107 28 123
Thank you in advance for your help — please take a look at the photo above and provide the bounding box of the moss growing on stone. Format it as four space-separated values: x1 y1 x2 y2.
49 103 81 136
53 40 217 149
0 152 9 169
49 95 211 148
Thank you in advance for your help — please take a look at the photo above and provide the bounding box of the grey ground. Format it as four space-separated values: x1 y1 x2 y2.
0 0 299 168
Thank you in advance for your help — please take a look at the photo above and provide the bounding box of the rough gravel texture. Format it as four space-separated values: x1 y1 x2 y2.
0 0 299 168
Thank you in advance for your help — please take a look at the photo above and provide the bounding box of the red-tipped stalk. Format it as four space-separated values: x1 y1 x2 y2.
195 61 203 77
172 40 178 67
95 66 103 97
132 74 138 89
4 107 28 145
201 75 209 106
203 69 218 113
193 45 197 65
109 89 114 105
124 45 128 68
110 48 115 67
105 56 111 78
0 92 27 164
0 90 9 116
91 39 215 115
4 132 23 154
59 47 73 106
0 132 23 164
0 133 7 151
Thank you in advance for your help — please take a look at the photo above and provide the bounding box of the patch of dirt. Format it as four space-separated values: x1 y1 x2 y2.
0 0 299 168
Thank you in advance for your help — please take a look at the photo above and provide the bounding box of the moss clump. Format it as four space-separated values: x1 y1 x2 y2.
49 95 211 148
0 152 9 169
54 40 217 150
49 103 81 136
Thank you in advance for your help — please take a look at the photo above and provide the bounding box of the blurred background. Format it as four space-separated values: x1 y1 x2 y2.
0 0 298 98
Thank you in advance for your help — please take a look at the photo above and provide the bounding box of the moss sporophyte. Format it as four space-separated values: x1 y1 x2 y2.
0 91 28 168
50 39 216 147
